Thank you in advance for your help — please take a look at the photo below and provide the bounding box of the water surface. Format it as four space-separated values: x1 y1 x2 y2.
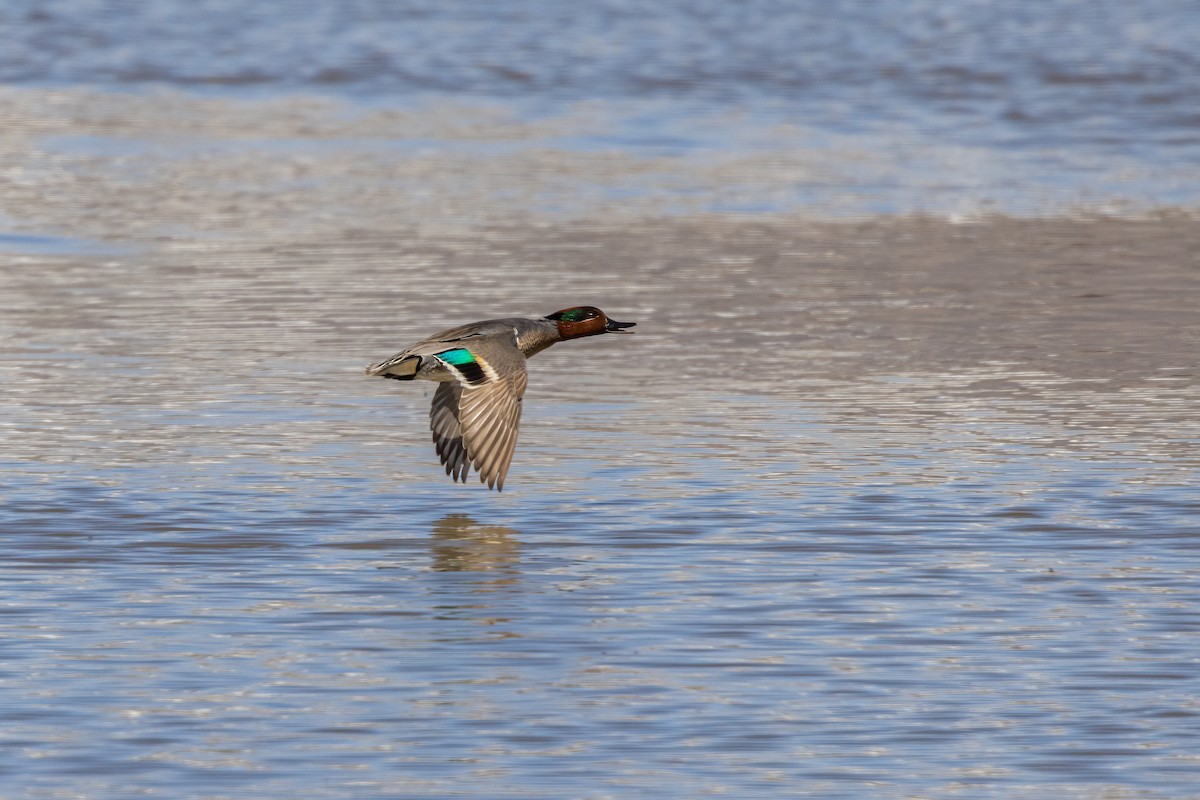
2 3 1200 797
3 212 1198 798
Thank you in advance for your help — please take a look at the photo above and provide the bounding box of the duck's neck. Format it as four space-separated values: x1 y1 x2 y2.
515 318 562 358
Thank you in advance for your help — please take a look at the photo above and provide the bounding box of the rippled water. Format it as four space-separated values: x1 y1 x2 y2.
5 1 1197 139
3 3 1200 798
3 214 1198 798
3 0 1200 213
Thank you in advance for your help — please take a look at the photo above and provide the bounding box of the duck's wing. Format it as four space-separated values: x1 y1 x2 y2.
430 382 469 482
427 333 529 491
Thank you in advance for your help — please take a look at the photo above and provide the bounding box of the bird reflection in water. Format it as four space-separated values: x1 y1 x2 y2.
429 513 520 578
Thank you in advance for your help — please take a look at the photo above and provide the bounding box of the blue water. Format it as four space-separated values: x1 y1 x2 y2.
3 3 1200 798
3 0 1200 213
5 1 1197 144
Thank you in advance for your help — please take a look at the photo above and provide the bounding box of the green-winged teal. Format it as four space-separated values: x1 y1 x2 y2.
366 306 636 490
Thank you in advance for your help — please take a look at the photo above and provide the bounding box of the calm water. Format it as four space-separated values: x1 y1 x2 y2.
3 3 1200 798
3 0 1200 213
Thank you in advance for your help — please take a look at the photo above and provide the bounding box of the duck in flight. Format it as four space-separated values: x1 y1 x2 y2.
365 306 636 490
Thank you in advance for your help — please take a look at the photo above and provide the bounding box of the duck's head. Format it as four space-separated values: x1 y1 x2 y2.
545 306 636 340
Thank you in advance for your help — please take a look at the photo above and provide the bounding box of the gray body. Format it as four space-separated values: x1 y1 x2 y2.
365 307 634 490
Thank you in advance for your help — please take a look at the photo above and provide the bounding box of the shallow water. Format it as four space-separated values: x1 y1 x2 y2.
3 4 1200 797
3 0 1200 215
3 211 1199 798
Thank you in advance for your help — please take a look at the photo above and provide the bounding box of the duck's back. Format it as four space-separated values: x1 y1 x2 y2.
422 318 518 342
421 316 558 357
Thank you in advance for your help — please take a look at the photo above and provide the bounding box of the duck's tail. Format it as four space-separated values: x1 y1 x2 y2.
365 354 420 381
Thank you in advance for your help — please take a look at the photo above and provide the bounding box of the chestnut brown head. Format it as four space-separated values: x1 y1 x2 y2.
545 306 636 340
